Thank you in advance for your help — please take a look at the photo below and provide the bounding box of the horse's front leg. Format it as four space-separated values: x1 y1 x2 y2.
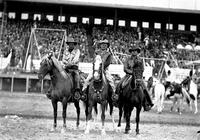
124 104 132 134
108 100 115 131
85 102 93 134
117 102 123 132
101 102 107 135
171 97 176 112
51 99 58 132
135 106 141 135
194 98 198 114
61 97 68 134
74 100 80 128
177 96 182 115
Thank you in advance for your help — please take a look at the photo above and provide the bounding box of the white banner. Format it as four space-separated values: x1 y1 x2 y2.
164 63 191 83
0 52 12 70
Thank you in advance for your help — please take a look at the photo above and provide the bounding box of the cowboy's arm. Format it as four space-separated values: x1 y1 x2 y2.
124 58 132 75
71 49 80 65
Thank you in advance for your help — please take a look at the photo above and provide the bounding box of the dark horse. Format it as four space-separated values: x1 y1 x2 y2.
38 54 80 133
116 72 145 135
84 55 114 135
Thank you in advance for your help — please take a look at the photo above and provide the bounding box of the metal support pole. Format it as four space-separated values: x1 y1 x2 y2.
23 28 34 70
26 77 29 93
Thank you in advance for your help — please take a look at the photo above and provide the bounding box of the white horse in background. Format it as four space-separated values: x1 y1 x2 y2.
187 80 198 114
165 84 190 115
147 77 165 113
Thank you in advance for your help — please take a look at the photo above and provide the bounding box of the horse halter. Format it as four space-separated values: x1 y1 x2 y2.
39 57 54 79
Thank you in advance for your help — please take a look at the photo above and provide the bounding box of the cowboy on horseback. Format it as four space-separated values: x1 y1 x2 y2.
113 45 153 111
61 37 83 100
45 37 83 100
82 39 115 96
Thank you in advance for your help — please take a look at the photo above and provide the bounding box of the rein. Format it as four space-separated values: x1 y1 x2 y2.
91 58 105 102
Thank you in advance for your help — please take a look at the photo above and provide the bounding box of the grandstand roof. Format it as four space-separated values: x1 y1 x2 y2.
5 0 200 14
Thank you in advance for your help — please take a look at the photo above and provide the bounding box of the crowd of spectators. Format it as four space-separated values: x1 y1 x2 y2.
1 19 200 71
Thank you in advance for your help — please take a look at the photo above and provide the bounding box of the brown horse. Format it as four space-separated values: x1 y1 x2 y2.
116 73 145 135
84 55 114 135
38 54 80 133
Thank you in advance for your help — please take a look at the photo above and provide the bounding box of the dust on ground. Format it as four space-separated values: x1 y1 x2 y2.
0 116 199 140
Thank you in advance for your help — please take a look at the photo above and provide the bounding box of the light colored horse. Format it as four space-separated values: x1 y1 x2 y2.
151 77 165 113
188 80 198 114
84 55 115 135
168 87 189 115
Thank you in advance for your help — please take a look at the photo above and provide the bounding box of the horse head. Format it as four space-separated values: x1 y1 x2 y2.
93 55 103 81
147 76 153 90
38 53 54 80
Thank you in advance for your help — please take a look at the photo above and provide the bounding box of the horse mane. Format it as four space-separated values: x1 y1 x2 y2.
51 56 64 73
50 56 72 85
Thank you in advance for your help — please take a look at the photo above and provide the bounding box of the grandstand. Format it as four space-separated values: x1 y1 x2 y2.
1 0 200 93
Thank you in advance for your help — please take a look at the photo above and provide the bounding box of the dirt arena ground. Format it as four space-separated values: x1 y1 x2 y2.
0 92 200 140
0 116 199 140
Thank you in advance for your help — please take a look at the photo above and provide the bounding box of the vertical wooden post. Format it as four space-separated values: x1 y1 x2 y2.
11 77 14 93
0 77 2 90
41 79 44 93
26 77 29 93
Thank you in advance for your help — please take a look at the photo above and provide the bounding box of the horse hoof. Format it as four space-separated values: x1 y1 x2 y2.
116 127 121 132
94 124 98 129
194 111 198 114
61 128 66 134
125 129 131 134
84 129 89 134
157 111 162 114
101 129 106 136
136 133 140 138
50 127 56 132
75 126 79 130
113 125 117 132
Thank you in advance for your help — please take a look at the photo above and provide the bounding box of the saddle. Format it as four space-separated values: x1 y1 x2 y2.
63 69 74 88
121 75 143 90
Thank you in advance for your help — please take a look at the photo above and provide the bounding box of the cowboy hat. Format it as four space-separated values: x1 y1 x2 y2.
129 46 141 53
66 37 78 44
98 39 110 50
